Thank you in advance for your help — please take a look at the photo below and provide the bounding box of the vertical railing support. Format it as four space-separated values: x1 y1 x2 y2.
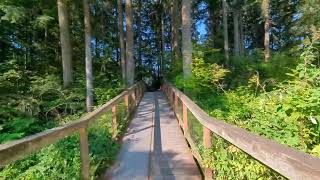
183 103 188 134
203 126 213 180
134 88 137 105
138 84 141 100
79 127 90 180
125 94 129 114
112 105 117 139
174 94 178 114
170 88 174 105
132 91 136 107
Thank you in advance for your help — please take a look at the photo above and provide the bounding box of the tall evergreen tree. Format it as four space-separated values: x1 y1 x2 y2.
117 0 126 83
125 0 134 85
57 0 73 87
232 0 241 56
262 0 271 61
171 0 180 61
222 0 229 64
83 0 93 112
182 0 192 78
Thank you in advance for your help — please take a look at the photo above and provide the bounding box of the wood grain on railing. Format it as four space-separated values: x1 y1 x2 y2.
0 82 145 179
183 103 188 135
79 127 90 180
162 83 320 180
112 105 117 139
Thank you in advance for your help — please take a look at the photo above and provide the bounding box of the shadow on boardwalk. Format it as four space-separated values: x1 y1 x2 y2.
101 92 201 180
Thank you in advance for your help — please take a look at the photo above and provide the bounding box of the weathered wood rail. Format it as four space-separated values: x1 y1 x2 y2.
0 82 146 180
162 83 320 180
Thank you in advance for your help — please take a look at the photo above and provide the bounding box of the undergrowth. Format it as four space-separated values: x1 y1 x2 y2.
169 31 320 179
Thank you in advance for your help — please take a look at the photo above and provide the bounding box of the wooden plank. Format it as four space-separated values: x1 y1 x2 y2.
79 128 90 180
112 105 117 139
164 83 320 180
203 126 213 180
108 92 155 179
151 91 201 179
0 82 144 167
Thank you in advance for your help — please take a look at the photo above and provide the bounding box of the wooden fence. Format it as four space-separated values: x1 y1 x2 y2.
162 83 320 180
0 82 146 180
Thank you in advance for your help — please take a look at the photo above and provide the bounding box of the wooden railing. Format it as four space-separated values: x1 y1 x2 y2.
162 83 320 180
0 82 146 180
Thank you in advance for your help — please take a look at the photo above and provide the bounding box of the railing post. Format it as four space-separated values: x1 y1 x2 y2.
138 84 141 100
203 126 213 180
165 85 168 96
79 127 90 180
132 91 136 106
134 88 137 105
112 105 117 139
174 94 178 113
125 94 129 114
170 88 173 105
183 103 188 134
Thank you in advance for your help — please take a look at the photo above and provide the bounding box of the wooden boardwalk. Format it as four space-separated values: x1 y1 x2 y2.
1 82 319 179
106 91 201 180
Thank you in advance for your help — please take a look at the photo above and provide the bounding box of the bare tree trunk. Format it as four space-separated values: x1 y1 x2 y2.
125 0 134 86
181 0 192 78
233 1 240 56
239 15 245 56
137 0 142 76
117 0 126 84
83 0 93 112
160 1 165 77
57 0 73 88
222 0 229 65
171 0 180 61
262 0 271 62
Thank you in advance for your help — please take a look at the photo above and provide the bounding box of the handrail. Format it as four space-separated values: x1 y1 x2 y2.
162 82 320 180
0 82 146 179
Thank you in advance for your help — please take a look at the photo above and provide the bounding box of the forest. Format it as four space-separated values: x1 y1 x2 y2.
0 0 319 179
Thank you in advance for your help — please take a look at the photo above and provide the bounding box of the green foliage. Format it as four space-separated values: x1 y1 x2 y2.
0 56 124 179
0 5 26 23
192 56 229 88
0 78 124 179
170 33 320 179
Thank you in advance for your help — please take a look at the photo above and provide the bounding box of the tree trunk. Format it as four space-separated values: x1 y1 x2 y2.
83 0 93 112
117 0 126 84
233 1 240 56
171 0 180 61
161 5 165 77
57 0 73 88
262 0 271 62
222 0 229 65
239 15 245 56
181 0 192 79
125 0 135 86
137 0 142 74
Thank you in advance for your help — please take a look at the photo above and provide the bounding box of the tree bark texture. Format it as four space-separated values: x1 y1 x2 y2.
262 0 271 61
57 0 73 88
125 0 135 86
182 0 192 79
84 0 93 112
222 0 230 65
117 0 126 83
